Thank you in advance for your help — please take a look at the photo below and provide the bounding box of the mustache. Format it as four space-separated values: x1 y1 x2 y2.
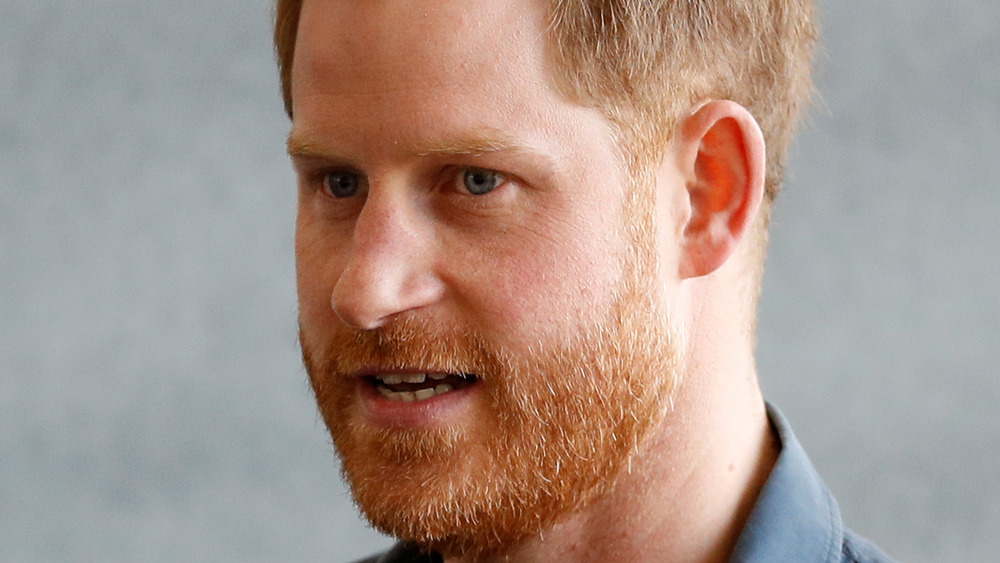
299 316 511 380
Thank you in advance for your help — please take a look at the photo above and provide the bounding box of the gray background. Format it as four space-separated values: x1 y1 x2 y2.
2 1 997 561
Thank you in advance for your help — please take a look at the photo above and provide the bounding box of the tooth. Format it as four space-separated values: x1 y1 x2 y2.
414 388 435 401
429 373 448 380
402 373 426 384
377 386 393 398
381 374 404 385
397 391 416 402
435 383 453 395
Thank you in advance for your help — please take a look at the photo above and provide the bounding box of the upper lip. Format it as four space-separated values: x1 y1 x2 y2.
354 367 443 378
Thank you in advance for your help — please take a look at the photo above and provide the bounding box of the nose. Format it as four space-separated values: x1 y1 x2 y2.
331 189 445 330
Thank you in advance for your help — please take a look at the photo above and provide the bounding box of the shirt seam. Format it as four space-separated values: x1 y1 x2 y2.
822 485 842 563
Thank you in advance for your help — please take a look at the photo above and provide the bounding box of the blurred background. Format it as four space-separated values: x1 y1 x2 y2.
2 1 997 561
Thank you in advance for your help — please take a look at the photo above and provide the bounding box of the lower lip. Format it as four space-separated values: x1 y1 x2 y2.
357 379 479 428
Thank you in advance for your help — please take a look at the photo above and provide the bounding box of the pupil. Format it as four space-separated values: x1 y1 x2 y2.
327 172 359 198
464 168 498 195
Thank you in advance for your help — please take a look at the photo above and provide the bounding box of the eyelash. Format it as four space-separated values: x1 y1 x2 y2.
313 166 510 199
322 170 363 199
456 167 507 196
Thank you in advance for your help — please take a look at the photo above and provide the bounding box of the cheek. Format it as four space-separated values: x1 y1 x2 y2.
443 212 626 339
294 211 342 326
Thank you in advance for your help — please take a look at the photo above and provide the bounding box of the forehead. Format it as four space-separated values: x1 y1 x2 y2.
289 0 624 187
297 0 544 58
292 0 550 109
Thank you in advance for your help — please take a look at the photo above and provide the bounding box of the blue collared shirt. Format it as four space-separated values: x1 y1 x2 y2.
731 404 896 562
356 404 896 563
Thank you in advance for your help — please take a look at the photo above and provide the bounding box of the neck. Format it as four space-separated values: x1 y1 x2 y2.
448 276 778 563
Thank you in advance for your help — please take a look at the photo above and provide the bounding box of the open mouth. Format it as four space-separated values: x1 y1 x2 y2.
367 372 478 402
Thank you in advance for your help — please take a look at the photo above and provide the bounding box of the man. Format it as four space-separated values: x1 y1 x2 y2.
275 0 894 561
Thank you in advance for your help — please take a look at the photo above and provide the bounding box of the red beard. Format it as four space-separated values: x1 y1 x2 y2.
301 273 679 558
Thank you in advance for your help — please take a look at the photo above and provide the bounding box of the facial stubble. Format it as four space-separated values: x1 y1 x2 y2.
299 182 680 558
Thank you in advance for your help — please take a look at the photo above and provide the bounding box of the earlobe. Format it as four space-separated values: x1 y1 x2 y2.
674 100 766 279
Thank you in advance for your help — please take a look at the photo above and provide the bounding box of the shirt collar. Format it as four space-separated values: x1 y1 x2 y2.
729 403 844 563
373 404 847 563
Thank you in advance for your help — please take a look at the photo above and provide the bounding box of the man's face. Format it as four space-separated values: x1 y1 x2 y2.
290 0 680 555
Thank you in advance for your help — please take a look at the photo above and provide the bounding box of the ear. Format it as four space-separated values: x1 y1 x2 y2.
672 100 766 279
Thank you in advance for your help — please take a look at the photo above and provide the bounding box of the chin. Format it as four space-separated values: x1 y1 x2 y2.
302 301 680 557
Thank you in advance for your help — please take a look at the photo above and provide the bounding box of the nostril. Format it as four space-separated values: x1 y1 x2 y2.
329 262 388 329
331 264 445 330
331 289 389 330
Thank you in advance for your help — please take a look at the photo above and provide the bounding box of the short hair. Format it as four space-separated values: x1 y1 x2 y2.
273 0 817 204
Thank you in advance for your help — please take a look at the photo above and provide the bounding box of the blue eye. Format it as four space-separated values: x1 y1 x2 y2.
324 171 361 198
462 168 504 195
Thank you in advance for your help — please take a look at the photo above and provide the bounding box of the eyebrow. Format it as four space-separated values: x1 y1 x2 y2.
286 134 337 160
286 127 562 187
413 130 529 158
287 127 554 164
